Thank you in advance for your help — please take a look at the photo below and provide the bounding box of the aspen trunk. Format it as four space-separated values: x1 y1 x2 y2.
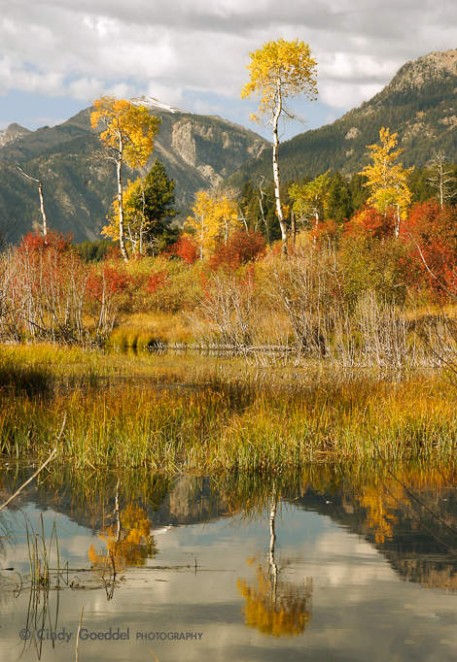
37 181 48 238
272 79 288 253
394 204 401 239
269 497 278 603
116 136 129 262
16 166 48 238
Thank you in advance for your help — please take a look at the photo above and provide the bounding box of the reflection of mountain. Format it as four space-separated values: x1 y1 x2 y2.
293 486 457 590
0 472 237 531
1 469 456 589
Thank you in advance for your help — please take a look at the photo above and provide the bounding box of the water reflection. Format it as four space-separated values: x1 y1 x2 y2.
0 463 455 661
238 496 312 636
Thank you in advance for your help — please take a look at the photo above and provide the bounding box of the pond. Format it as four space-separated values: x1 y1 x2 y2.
0 466 456 661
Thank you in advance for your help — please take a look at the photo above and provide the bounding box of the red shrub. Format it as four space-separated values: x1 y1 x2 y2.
86 265 131 302
18 231 72 255
167 236 199 264
145 270 168 293
344 207 395 239
402 201 457 296
209 230 266 270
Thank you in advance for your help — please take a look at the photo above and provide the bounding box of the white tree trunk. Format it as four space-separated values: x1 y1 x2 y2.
16 166 48 237
272 79 288 252
116 135 129 262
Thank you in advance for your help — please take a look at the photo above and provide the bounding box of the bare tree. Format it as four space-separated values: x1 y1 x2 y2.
427 151 456 208
16 165 48 237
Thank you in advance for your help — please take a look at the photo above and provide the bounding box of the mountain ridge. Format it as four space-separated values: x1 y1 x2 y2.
0 105 268 243
232 48 457 185
1 48 456 244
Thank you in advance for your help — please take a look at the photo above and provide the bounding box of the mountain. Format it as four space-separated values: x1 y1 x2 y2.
2 49 456 244
233 49 457 185
0 123 31 148
0 102 268 244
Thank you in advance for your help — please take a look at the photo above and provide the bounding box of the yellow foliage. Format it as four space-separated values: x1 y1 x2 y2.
241 38 317 119
360 127 413 225
91 97 160 170
185 189 241 259
102 178 145 242
238 564 312 637
89 503 156 570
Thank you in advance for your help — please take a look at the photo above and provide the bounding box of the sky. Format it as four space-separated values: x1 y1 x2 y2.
0 0 456 140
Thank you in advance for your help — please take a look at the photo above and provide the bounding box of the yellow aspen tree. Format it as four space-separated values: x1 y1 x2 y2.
289 171 331 234
185 190 241 260
360 127 413 238
91 97 160 261
241 39 317 252
102 177 146 255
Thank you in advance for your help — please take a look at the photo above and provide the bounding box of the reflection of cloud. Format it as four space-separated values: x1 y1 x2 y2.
302 530 395 602
1 500 457 661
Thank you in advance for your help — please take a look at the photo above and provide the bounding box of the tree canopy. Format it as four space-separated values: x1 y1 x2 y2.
360 127 413 237
241 38 318 250
91 97 161 260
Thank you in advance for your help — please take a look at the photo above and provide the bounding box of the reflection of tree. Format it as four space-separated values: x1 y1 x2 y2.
238 497 312 637
89 502 156 570
357 480 405 544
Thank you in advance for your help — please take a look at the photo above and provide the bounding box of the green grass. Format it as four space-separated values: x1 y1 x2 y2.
0 343 456 472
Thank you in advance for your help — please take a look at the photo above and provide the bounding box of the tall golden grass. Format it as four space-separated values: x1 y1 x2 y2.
1 345 456 471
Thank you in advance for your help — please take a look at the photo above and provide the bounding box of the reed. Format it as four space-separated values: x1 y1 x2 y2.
1 346 456 471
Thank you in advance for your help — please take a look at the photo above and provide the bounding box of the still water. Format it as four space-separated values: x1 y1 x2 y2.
0 467 456 661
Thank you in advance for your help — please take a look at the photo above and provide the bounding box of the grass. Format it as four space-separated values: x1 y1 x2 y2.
109 312 195 350
0 343 456 472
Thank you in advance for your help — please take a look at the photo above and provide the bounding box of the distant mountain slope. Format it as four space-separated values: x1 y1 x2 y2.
233 49 457 185
0 103 268 243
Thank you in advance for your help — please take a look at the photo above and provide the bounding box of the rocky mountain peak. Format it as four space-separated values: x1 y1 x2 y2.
0 123 31 148
385 48 457 93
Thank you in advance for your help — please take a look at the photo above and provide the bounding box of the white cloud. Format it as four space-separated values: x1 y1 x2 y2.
0 1 456 132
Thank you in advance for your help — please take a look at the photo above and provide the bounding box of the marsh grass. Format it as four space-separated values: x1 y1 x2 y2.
24 515 60 589
0 343 456 471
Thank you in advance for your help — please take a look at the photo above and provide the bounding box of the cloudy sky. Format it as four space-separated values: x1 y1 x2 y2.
0 0 456 139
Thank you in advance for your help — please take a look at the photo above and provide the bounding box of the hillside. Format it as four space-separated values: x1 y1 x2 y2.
0 102 268 243
232 49 457 185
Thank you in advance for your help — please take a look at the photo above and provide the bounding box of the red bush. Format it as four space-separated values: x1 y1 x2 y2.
344 207 395 240
167 236 199 264
402 201 457 296
18 231 72 255
86 265 131 302
209 230 266 270
145 270 168 293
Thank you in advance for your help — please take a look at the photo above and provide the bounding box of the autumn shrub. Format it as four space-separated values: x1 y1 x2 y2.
309 219 339 245
402 201 457 299
339 233 411 308
166 236 199 264
145 270 168 294
192 266 257 351
209 230 266 271
344 206 395 240
118 257 203 315
4 231 89 342
261 245 345 357
85 262 134 338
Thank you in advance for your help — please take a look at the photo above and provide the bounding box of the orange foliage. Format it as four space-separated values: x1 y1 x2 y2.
167 236 199 264
86 265 131 302
17 230 73 255
145 270 168 293
209 230 266 270
344 206 395 239
89 503 156 570
402 201 457 295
